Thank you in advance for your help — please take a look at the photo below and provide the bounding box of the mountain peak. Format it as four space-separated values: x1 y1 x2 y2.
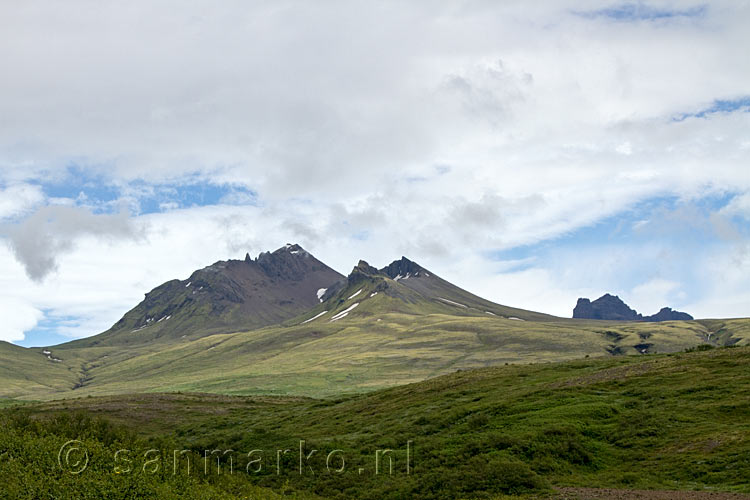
574 294 641 321
102 244 343 344
345 259 382 286
354 260 379 274
380 256 425 280
281 243 305 253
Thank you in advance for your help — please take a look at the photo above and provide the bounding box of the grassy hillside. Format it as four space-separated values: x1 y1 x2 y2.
4 297 750 400
0 341 80 399
35 293 750 399
13 346 750 499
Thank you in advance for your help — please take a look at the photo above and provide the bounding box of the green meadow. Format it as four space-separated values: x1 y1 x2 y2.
4 346 749 499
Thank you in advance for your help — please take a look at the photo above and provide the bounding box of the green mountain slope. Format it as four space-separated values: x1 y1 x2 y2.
379 256 557 321
0 341 79 399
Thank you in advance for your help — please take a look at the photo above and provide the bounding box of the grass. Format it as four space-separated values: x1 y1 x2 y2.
9 346 750 499
0 411 321 499
4 310 749 401
0 341 80 399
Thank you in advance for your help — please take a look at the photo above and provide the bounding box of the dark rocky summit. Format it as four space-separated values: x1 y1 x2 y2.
644 307 694 322
105 243 344 342
574 294 641 321
380 256 426 280
573 294 693 322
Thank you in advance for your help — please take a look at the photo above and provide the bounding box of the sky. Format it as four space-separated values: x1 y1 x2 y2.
1 0 749 347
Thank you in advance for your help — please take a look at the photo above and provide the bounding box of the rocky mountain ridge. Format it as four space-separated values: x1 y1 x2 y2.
573 293 693 322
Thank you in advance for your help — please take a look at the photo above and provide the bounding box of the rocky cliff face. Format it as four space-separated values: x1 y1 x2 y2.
644 307 694 322
573 294 693 322
573 294 642 321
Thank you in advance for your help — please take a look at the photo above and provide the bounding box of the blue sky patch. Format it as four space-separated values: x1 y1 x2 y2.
673 96 750 122
35 166 258 215
15 312 81 348
576 3 707 22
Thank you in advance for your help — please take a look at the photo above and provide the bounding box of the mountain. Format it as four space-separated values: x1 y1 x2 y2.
68 243 343 347
301 256 558 326
573 293 693 322
5 249 745 402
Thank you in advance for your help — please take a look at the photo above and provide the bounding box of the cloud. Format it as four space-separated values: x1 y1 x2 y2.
721 192 750 220
630 278 682 314
0 1 749 342
0 297 43 343
3 205 139 282
0 183 44 220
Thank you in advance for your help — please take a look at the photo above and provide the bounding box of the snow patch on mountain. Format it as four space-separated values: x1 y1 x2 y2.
301 310 328 324
437 297 468 308
330 302 359 321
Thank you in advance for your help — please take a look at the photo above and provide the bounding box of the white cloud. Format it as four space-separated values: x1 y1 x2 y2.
1 1 750 341
0 296 43 343
721 192 750 219
0 183 44 220
629 278 681 314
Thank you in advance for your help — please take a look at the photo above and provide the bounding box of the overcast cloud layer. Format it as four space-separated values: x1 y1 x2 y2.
1 1 749 344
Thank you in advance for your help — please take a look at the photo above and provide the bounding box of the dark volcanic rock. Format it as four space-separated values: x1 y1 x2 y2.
573 298 594 319
573 294 693 322
643 307 694 322
380 256 425 279
573 294 642 321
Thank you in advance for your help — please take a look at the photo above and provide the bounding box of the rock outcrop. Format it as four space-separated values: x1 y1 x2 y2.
643 307 694 322
573 294 693 322
573 294 642 321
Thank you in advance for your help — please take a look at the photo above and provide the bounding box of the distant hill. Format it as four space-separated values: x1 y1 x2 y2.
573 293 693 322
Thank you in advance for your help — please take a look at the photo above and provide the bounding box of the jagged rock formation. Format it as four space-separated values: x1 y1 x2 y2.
573 294 693 322
574 294 642 321
644 307 694 322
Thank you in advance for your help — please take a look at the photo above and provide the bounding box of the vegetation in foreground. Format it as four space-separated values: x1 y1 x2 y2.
3 346 749 499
